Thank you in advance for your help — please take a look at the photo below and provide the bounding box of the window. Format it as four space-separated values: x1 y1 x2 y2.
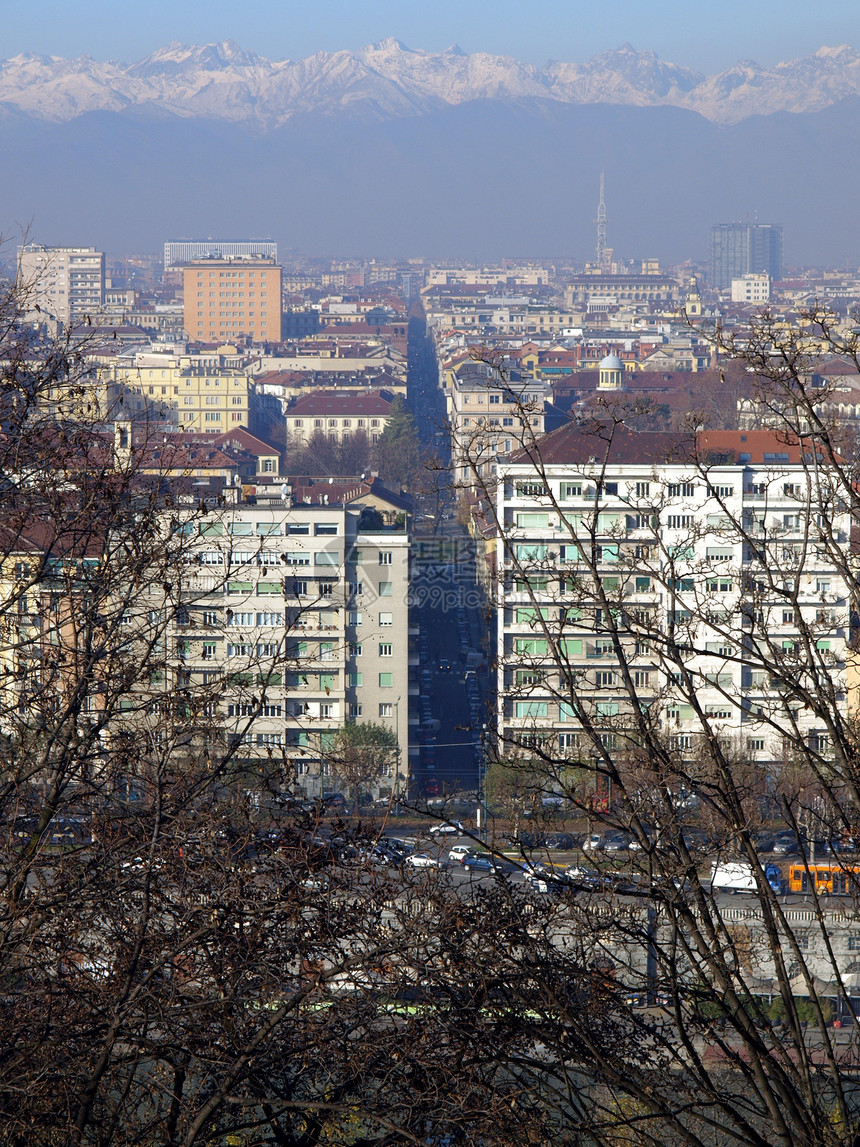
199 551 224 565
635 576 651 592
256 733 282 746
378 582 393 597
516 482 547 497
595 671 616 687
228 703 256 717
348 581 363 595
560 483 581 499
348 611 363 625
595 700 619 717
667 515 693 529
634 481 650 497
706 578 732 594
750 738 766 753
320 704 334 720
202 609 219 626
349 672 363 686
290 580 308 596
379 703 393 717
315 552 338 567
782 609 795 624
634 670 652 687
256 612 283 626
379 673 394 687
515 543 548 561
349 703 363 717
228 611 255 626
379 643 393 657
668 482 695 497
516 512 549 529
515 638 548 656
349 643 362 657
816 579 831 596
315 523 338 536
515 701 548 718
378 551 392 565
379 612 393 626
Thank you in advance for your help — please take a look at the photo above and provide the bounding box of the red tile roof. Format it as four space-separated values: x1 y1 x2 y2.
287 390 394 416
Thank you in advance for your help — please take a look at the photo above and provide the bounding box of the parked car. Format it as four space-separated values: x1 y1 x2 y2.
603 833 633 853
581 833 603 852
771 833 800 856
428 821 464 836
462 854 503 875
544 833 575 850
449 844 476 864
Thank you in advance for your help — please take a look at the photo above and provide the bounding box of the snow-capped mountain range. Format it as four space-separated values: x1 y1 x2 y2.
3 39 860 127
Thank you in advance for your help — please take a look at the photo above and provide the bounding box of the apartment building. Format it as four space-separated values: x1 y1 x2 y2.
183 256 282 343
285 391 393 446
445 360 551 483
157 489 410 801
17 244 105 327
496 426 852 767
78 347 257 433
731 273 772 303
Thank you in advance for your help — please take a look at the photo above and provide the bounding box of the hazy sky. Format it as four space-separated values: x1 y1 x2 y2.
4 0 860 72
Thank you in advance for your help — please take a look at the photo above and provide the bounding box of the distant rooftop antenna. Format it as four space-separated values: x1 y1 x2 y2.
596 171 609 272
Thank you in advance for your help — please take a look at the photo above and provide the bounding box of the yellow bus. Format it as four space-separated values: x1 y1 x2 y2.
788 862 860 895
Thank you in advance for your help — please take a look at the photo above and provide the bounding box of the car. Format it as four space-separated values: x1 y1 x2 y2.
527 870 577 894
462 854 502 875
603 833 634 853
428 821 464 836
544 832 575 850
581 833 603 852
771 833 800 856
406 853 442 869
438 658 452 673
449 844 476 863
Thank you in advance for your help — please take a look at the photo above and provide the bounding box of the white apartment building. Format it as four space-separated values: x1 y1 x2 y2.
17 244 105 327
445 360 551 484
147 489 410 801
496 426 852 769
731 273 772 303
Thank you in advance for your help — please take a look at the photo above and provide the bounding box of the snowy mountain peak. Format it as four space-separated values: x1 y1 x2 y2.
2 40 860 126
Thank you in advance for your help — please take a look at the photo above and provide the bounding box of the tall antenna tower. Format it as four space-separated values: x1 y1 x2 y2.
596 171 608 272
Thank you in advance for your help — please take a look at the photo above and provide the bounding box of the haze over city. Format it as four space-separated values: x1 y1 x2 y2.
7 2 860 1144
3 1 860 263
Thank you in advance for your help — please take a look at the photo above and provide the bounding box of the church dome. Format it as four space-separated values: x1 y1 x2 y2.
599 353 623 370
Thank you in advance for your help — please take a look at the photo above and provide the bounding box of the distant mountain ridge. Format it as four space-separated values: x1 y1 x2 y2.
3 39 860 126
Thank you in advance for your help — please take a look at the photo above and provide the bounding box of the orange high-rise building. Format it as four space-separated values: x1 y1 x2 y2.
183 256 282 343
